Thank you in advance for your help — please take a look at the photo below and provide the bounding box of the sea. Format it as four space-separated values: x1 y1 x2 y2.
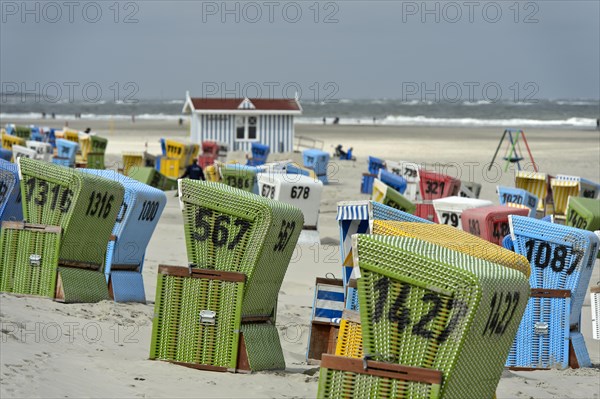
1 96 599 129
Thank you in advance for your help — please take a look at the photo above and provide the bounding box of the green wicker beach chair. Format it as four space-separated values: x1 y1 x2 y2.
317 354 443 399
150 265 245 371
178 179 303 371
18 158 124 302
86 153 105 170
0 222 61 298
353 234 529 398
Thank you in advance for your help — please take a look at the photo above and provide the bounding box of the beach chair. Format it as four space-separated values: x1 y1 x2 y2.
220 164 259 194
461 205 530 246
352 234 528 398
149 265 246 371
497 186 538 217
11 145 37 162
86 135 108 169
303 149 330 184
53 139 78 168
336 200 432 306
0 148 11 161
122 152 145 176
247 143 270 166
0 222 61 298
385 160 421 202
515 171 548 212
418 170 460 200
371 179 416 214
334 309 363 358
178 179 303 371
367 156 386 175
0 160 23 223
459 181 482 199
378 169 407 194
18 158 125 302
198 141 220 169
306 277 345 364
592 285 600 340
361 173 377 194
551 175 600 216
506 215 599 369
284 162 317 179
29 126 44 142
2 133 26 151
566 197 600 231
432 196 492 230
80 169 167 302
6 125 31 140
257 172 323 244
63 129 80 144
26 141 53 162
317 354 443 399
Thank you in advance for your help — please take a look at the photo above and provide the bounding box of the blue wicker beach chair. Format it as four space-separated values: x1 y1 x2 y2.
506 215 600 369
378 169 407 194
0 148 12 161
80 169 167 303
303 149 330 184
0 159 23 223
53 139 78 168
497 186 539 217
247 143 270 166
367 156 386 175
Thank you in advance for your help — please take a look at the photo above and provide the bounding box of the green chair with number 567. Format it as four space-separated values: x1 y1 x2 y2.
151 179 304 372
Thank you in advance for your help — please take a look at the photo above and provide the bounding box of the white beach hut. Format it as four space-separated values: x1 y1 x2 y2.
182 92 302 153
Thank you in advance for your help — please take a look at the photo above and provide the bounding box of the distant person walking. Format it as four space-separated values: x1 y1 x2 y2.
180 159 205 181
322 117 326 125
597 118 599 130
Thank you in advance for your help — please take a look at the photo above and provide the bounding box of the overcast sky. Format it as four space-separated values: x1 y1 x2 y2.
1 1 599 101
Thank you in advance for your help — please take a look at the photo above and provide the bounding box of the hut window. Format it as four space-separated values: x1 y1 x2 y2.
248 117 257 139
235 116 259 141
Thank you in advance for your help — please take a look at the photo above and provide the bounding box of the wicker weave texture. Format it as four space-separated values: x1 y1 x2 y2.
150 268 244 370
19 158 125 267
179 179 303 317
354 234 528 398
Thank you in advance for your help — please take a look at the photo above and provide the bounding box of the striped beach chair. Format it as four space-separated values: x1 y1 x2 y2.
515 170 548 212
80 169 167 303
306 277 345 363
506 215 599 369
352 234 528 398
0 159 23 223
334 310 363 359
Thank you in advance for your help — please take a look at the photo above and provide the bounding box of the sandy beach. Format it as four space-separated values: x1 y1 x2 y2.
1 119 599 398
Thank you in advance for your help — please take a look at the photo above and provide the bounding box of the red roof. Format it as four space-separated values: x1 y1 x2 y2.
190 98 300 111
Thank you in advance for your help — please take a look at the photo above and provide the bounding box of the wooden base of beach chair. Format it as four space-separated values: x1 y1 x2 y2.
307 321 339 365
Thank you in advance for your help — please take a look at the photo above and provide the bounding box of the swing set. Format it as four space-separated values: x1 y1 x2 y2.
489 129 537 172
